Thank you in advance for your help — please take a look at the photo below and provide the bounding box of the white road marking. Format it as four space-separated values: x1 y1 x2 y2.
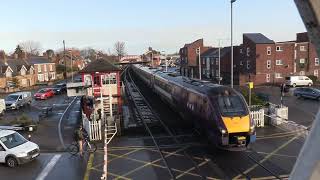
35 154 62 180
58 96 77 149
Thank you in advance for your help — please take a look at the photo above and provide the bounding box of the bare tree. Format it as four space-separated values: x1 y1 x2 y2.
19 41 42 56
114 41 126 60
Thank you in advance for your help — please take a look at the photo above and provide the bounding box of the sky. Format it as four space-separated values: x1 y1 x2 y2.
0 0 306 55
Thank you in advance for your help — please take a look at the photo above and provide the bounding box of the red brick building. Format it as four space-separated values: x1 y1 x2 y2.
237 32 320 86
179 39 211 79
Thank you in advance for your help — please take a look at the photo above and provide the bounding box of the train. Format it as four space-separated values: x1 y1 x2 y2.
131 64 256 151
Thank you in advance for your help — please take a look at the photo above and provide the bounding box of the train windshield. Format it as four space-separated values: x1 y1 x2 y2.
218 95 247 116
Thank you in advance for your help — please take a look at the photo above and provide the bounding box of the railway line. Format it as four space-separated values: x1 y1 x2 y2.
124 66 292 180
124 68 229 179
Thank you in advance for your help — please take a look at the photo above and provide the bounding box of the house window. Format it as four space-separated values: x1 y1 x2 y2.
300 71 305 75
314 70 319 77
202 68 206 75
275 73 282 78
266 74 270 82
246 47 250 57
44 65 47 72
216 69 219 77
240 49 243 54
246 61 250 69
315 58 319 66
300 59 305 64
267 47 271 55
276 46 283 51
276 59 283 65
211 59 214 65
267 60 271 69
50 72 56 80
49 64 53 71
38 74 44 82
240 61 243 66
300 46 306 51
202 59 205 65
38 65 42 73
216 59 219 65
21 68 26 76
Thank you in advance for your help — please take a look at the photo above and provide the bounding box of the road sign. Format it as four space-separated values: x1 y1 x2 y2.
249 82 253 89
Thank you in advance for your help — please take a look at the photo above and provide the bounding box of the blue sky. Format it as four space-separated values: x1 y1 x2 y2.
0 0 306 54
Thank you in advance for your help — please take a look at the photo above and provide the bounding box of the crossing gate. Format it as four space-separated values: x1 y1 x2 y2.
82 113 102 141
250 109 265 127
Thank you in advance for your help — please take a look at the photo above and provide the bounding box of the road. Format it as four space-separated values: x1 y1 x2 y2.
255 86 320 127
0 83 88 180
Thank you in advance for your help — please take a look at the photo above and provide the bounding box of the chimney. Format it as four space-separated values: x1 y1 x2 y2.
14 53 18 59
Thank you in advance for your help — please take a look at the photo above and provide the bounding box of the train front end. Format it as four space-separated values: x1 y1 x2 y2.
215 90 256 151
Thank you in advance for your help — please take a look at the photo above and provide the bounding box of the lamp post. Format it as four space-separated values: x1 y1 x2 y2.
231 0 236 88
196 47 201 80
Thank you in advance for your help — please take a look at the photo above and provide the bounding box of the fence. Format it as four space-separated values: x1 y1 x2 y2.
82 112 102 141
250 109 265 127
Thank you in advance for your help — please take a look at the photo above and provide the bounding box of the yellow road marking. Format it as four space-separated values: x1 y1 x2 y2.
108 149 141 163
233 136 297 180
114 146 192 179
107 172 132 180
83 153 94 180
147 148 204 161
175 159 210 179
247 151 297 158
108 151 214 179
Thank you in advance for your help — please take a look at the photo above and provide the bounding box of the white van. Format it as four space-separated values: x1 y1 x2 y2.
5 92 32 110
0 130 39 168
285 76 313 87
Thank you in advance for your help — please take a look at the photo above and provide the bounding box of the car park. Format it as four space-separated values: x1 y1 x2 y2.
0 130 40 168
5 92 32 110
285 76 313 87
34 88 55 100
51 83 67 95
293 87 320 100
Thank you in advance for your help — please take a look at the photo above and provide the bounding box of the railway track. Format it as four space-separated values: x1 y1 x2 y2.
124 68 229 180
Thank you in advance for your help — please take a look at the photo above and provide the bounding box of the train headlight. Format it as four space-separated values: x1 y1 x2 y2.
221 129 227 134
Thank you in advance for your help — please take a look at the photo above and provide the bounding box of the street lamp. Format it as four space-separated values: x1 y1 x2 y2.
231 0 236 88
196 47 201 80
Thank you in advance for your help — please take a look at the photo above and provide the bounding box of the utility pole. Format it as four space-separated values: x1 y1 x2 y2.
218 41 221 85
71 51 73 82
231 0 236 88
63 40 66 80
196 47 201 80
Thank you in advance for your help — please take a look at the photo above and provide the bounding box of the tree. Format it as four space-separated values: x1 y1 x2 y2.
114 41 126 60
19 41 42 56
14 45 23 55
46 49 55 58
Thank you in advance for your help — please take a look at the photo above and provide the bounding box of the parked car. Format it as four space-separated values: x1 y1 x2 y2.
5 92 32 110
51 83 67 95
34 88 54 100
293 87 320 100
285 76 313 87
0 130 40 168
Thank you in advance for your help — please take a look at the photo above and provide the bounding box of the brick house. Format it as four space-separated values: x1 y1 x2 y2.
179 39 211 79
237 32 319 86
0 51 36 88
26 57 56 83
142 47 161 67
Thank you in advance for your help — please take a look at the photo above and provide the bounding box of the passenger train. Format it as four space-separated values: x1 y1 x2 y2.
131 64 256 151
